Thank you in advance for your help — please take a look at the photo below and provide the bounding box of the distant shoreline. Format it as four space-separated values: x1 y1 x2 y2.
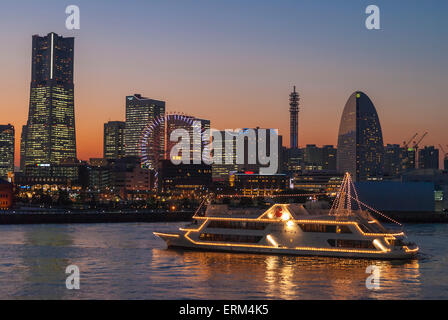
0 210 194 225
0 209 446 225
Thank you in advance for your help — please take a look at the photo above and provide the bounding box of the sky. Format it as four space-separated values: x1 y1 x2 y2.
0 0 447 166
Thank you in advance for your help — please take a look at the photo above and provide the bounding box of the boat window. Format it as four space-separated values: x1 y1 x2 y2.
207 220 266 230
299 224 337 233
327 239 375 249
199 233 262 243
336 225 352 234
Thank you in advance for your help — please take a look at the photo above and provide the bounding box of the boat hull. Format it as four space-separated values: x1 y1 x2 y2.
155 233 418 260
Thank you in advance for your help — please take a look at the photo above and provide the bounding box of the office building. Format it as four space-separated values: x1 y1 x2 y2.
0 124 14 180
24 32 76 166
124 94 165 160
104 121 125 160
418 146 439 170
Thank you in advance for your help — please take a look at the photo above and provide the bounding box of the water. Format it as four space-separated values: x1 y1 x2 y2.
0 222 446 299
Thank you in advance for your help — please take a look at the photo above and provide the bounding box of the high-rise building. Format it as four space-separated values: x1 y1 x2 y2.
104 121 125 160
418 146 439 169
20 125 27 170
289 86 299 149
24 32 76 166
384 144 403 177
0 124 15 179
165 116 210 163
337 91 384 181
211 130 239 182
322 145 337 171
124 94 165 158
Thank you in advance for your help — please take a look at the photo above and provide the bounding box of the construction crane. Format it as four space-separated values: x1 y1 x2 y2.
413 132 428 149
440 144 447 156
403 133 418 149
412 132 428 169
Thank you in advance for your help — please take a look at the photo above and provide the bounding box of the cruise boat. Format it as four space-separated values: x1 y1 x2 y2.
154 173 419 260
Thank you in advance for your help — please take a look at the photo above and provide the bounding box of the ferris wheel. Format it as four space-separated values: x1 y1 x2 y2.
139 113 210 187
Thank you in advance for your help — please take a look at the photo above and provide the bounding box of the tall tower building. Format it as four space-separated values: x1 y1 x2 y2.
337 91 384 181
20 125 27 170
24 32 76 166
104 121 125 160
0 124 15 179
289 86 299 149
124 94 165 158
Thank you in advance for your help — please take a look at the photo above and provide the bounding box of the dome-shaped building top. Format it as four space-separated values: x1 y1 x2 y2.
336 91 384 181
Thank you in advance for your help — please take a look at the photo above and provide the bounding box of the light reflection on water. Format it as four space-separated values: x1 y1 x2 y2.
0 222 445 299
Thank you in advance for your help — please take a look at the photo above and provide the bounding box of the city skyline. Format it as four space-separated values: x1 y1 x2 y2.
0 1 447 166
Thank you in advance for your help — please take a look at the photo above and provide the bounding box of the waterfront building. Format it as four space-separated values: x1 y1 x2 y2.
418 146 439 170
124 94 165 158
104 121 125 160
284 147 303 173
0 124 15 180
159 159 211 193
291 171 343 194
17 161 89 190
337 91 384 181
24 33 76 166
0 178 13 210
230 172 288 196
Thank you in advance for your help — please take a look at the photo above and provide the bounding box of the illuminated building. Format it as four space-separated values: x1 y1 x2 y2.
384 144 404 178
0 179 13 210
302 144 337 171
212 130 239 182
165 116 210 162
337 91 384 181
125 94 165 158
284 148 303 173
20 125 27 170
159 159 211 193
292 171 343 194
104 121 125 160
289 86 299 149
418 146 439 170
211 128 282 181
230 172 288 196
16 161 89 190
0 124 15 180
24 32 76 166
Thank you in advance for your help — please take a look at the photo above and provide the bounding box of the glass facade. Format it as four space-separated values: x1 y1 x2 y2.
124 94 165 159
24 33 76 166
104 121 125 160
0 125 15 179
337 92 384 181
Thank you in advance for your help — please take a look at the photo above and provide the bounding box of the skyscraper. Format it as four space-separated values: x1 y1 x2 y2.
104 121 125 160
124 94 165 158
337 91 384 181
0 124 15 179
289 86 299 149
20 125 27 170
418 146 439 169
24 32 76 166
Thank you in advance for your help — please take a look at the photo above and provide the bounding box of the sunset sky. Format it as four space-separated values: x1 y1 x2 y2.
0 0 447 166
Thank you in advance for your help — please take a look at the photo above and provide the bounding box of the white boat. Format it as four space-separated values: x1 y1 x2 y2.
154 173 419 260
